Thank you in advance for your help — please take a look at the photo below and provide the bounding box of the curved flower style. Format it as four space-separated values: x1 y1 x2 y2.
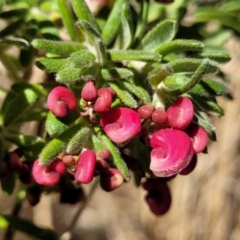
185 124 208 153
143 179 172 216
94 88 113 113
100 107 141 144
47 86 77 118
150 129 194 177
81 81 98 102
166 97 194 130
75 150 96 184
32 158 66 187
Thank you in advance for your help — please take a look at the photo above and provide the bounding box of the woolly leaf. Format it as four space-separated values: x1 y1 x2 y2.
100 68 134 81
36 58 67 72
67 50 95 68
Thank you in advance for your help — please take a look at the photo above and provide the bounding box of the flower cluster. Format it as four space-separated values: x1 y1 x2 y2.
32 83 209 215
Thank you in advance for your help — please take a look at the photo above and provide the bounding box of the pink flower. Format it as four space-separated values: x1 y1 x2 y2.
150 129 194 177
47 86 77 118
151 107 167 124
185 124 208 153
100 168 124 192
137 105 155 119
166 97 194 130
94 88 113 113
75 150 96 184
81 81 98 102
179 154 197 175
143 179 172 216
32 158 66 187
100 107 141 144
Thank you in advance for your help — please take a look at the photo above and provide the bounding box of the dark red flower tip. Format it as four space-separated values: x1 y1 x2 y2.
100 168 124 192
137 105 155 119
179 154 198 175
47 86 77 118
100 107 141 144
150 129 194 177
7 151 23 172
185 124 208 153
145 181 172 216
75 150 96 184
32 158 66 187
152 107 167 124
166 97 194 130
81 81 98 102
94 88 113 113
26 185 42 206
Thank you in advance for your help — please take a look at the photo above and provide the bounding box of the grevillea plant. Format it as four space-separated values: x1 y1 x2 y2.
0 0 233 238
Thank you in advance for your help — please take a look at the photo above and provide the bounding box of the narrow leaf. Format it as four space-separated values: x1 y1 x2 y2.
157 39 204 56
0 215 58 240
0 8 28 19
200 52 231 64
71 0 98 30
56 67 85 83
1 174 15 195
57 0 77 40
141 19 178 52
98 131 129 180
66 127 91 154
108 50 161 62
0 18 24 38
202 78 227 96
36 57 67 72
67 50 95 68
32 39 85 55
102 0 127 45
100 68 134 81
108 82 138 108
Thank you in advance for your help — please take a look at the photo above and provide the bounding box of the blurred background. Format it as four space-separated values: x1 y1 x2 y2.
1 0 240 239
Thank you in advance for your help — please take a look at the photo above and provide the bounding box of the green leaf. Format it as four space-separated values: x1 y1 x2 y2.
108 82 138 108
0 18 24 38
108 50 161 62
102 0 127 46
168 58 219 73
0 83 46 127
148 64 173 87
0 8 28 19
67 50 95 68
194 110 216 141
70 0 98 30
57 0 77 41
66 127 91 154
39 120 82 165
90 134 105 152
199 52 231 64
0 215 58 240
76 20 106 64
31 39 85 55
193 96 224 117
118 2 134 49
122 77 151 104
5 130 44 147
156 39 204 56
141 19 178 52
36 57 68 72
100 68 134 81
45 111 79 137
163 59 219 95
0 38 29 49
98 131 129 180
1 173 16 195
56 67 85 83
201 78 227 96
19 46 34 67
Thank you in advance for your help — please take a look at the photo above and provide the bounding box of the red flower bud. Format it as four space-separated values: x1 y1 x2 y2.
32 158 66 187
144 180 172 216
47 86 77 118
185 124 208 153
137 105 155 119
75 150 96 184
7 151 23 172
96 148 111 161
81 81 98 102
100 168 124 192
94 88 113 113
150 129 194 177
151 107 167 124
166 97 194 130
100 107 141 144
